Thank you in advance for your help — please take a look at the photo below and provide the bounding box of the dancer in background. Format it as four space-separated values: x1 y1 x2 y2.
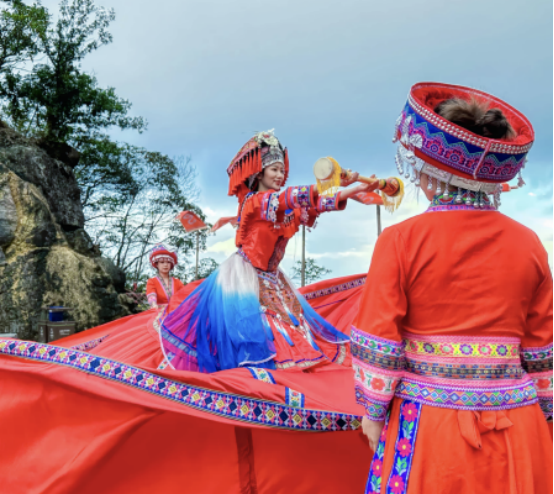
146 244 185 309
161 129 381 372
352 82 552 494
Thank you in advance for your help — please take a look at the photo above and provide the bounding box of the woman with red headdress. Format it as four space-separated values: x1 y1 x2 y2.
352 83 552 494
145 244 185 308
161 129 378 372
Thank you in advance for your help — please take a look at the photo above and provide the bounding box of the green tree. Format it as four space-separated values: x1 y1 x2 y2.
0 1 48 73
0 0 145 142
291 258 332 286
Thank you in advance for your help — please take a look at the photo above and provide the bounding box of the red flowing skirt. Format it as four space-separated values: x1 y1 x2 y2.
0 274 369 494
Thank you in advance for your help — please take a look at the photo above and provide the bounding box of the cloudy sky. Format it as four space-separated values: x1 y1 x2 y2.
44 0 553 277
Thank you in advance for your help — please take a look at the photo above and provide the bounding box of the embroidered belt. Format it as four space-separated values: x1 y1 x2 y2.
401 332 537 411
352 328 549 420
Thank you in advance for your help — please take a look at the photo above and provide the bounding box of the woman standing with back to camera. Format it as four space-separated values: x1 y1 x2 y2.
352 83 552 494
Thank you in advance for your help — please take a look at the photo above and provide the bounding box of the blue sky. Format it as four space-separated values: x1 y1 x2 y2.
43 0 553 277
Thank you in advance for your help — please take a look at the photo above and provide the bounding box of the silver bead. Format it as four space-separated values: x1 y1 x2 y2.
427 177 433 190
405 169 411 179
474 191 480 209
435 181 442 195
455 187 463 204
414 171 421 186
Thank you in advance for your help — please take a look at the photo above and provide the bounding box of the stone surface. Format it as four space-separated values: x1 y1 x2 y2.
0 124 135 339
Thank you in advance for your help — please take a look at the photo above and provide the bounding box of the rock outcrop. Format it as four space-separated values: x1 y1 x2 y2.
0 122 134 339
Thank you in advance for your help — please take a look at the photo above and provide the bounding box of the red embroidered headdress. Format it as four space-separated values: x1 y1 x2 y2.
227 129 289 199
394 82 534 201
149 244 178 269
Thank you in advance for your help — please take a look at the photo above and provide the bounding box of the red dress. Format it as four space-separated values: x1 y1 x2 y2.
352 207 553 494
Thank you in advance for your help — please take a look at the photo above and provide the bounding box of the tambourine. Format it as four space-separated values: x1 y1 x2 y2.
313 157 404 212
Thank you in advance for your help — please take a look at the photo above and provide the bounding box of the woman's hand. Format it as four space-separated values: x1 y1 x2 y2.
340 170 359 187
338 176 378 200
362 416 385 451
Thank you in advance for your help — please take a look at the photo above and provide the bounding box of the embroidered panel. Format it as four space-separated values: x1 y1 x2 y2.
406 360 523 380
401 102 528 182
147 293 157 306
426 204 498 213
260 192 280 223
355 386 389 422
365 409 391 494
352 330 405 421
317 194 339 212
70 334 110 352
521 343 553 377
302 276 366 301
404 333 520 359
157 358 170 370
247 367 276 384
0 339 362 432
286 388 305 408
285 185 312 209
396 377 538 411
258 271 302 326
385 400 422 494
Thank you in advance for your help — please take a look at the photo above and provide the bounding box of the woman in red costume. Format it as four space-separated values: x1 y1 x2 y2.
352 83 553 494
0 130 382 494
145 244 185 308
160 129 374 372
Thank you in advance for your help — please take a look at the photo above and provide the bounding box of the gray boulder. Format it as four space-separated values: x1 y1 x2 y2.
0 123 135 339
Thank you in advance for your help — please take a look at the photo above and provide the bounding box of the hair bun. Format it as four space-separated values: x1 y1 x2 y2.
476 109 516 139
435 98 515 140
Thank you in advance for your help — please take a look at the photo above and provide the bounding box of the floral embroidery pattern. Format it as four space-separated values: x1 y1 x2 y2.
385 400 422 494
247 367 276 384
70 334 110 352
365 409 391 494
352 329 405 421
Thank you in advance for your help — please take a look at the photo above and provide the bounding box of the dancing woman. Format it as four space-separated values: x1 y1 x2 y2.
352 83 552 494
161 130 375 372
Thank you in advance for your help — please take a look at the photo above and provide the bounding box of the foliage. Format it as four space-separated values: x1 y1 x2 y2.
0 1 48 73
0 0 145 142
291 257 332 286
0 0 216 290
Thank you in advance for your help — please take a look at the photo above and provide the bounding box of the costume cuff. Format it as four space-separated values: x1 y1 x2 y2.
316 192 346 212
284 185 315 209
147 293 157 307
351 326 405 421
260 192 280 222
521 344 553 420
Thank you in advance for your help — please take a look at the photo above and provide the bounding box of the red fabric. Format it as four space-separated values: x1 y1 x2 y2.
0 275 370 493
354 210 553 493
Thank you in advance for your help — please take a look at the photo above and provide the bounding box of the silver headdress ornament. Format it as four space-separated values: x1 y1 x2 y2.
255 129 285 168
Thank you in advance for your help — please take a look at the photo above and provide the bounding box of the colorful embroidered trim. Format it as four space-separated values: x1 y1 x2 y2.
385 400 422 494
260 192 280 223
352 328 405 358
396 378 537 411
302 276 366 301
285 185 312 209
157 358 170 370
286 388 306 408
430 190 493 208
365 409 391 494
70 334 110 352
539 398 553 420
352 330 405 421
317 194 339 212
404 332 520 359
406 360 523 380
0 340 362 432
247 367 276 384
426 204 497 213
521 343 553 373
355 386 389 422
